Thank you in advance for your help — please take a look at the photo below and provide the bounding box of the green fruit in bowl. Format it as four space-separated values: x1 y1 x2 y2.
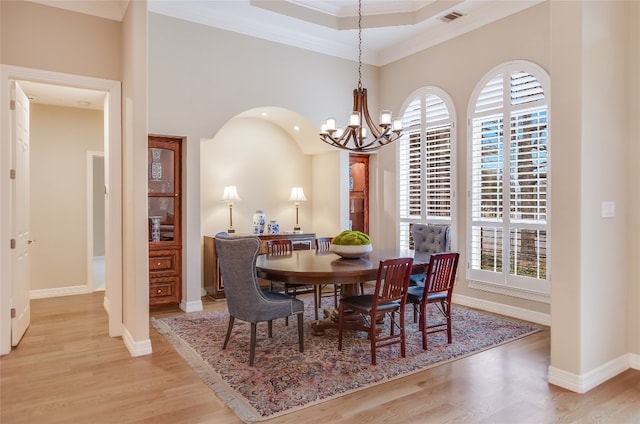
332 230 371 245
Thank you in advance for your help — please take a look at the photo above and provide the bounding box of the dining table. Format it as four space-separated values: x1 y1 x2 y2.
256 248 430 335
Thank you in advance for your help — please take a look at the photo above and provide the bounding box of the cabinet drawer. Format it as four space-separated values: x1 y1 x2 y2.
149 250 178 277
149 278 176 299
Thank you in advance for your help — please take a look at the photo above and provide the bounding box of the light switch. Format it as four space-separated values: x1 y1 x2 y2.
601 201 616 218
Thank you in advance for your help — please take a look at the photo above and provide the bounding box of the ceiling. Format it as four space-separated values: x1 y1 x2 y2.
23 0 543 110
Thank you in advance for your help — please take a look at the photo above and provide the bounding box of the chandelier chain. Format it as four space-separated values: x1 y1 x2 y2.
358 0 362 90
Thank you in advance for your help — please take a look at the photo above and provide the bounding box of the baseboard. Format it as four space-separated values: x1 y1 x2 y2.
30 285 91 299
121 325 152 357
452 293 551 326
548 353 631 393
180 299 203 313
631 352 640 370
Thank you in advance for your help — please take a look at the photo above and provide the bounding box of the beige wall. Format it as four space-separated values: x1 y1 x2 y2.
121 0 150 351
548 0 638 384
0 1 121 81
148 12 374 304
379 3 551 315
628 0 640 358
29 104 103 290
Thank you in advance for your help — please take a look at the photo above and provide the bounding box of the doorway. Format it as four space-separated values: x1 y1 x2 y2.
0 65 123 354
88 152 105 292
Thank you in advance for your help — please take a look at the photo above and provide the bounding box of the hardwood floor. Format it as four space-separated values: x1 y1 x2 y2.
1 293 639 423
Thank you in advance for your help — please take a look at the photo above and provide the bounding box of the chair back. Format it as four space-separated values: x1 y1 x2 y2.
374 257 414 306
424 252 459 298
411 223 451 254
214 233 269 322
315 237 332 252
267 239 293 255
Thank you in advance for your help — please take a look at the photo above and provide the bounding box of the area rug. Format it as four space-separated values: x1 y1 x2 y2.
152 298 541 423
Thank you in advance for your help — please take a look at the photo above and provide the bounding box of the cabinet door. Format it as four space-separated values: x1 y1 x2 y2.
349 154 369 234
148 136 182 307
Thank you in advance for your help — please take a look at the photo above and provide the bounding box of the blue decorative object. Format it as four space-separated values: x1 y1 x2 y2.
252 210 266 234
268 220 280 235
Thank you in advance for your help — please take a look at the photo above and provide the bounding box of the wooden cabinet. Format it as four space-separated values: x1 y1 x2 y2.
203 233 316 298
148 135 182 307
349 154 369 234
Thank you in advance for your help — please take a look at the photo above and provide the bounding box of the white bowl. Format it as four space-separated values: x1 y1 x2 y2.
330 243 373 259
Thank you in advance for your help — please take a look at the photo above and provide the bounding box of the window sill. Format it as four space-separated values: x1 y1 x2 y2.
467 279 550 304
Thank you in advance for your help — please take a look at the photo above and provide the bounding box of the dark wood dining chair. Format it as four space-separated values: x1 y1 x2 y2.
337 257 414 365
215 233 304 366
406 252 459 350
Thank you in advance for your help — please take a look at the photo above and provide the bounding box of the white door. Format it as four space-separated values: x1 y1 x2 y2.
10 81 30 346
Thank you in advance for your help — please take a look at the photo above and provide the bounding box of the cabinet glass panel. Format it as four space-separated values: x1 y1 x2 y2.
148 197 175 242
148 147 175 194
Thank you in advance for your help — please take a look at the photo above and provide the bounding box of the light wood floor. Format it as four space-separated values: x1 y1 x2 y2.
1 293 639 424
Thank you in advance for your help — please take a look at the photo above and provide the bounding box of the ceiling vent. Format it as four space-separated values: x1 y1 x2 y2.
439 11 464 23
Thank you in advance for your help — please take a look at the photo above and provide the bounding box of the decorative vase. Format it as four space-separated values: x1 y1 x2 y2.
150 216 161 242
268 220 280 235
252 210 266 234
150 148 162 181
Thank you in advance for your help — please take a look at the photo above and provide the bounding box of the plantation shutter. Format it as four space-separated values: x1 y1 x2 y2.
399 89 455 250
399 98 422 219
469 63 549 295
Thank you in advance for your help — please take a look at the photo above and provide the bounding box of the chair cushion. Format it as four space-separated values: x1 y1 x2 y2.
410 273 426 286
412 224 450 254
263 291 305 314
340 294 401 313
406 286 447 304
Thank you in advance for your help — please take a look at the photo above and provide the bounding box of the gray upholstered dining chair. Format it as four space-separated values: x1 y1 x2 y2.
214 232 304 366
410 223 451 286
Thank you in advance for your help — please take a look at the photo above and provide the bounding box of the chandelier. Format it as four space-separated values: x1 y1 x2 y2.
319 0 403 152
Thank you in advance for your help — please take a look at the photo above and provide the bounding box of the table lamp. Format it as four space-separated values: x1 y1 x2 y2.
288 187 307 233
222 185 240 234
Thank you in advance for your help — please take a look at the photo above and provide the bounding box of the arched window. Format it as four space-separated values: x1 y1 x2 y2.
398 87 456 250
468 61 550 300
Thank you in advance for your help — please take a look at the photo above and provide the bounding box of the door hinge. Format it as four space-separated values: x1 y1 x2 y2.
11 308 16 318
10 100 16 111
10 169 16 180
10 239 16 249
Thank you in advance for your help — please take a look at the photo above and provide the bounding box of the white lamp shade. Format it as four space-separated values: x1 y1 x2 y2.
288 187 307 202
222 185 241 201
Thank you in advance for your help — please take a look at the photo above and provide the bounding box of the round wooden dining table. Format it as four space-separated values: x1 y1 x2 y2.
256 248 429 335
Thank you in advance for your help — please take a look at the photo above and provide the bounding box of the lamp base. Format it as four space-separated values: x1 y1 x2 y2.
293 225 302 234
227 227 236 234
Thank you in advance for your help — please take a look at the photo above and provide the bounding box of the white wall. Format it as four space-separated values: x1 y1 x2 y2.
29 104 103 291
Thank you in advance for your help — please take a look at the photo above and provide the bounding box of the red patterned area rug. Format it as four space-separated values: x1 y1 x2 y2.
152 299 540 423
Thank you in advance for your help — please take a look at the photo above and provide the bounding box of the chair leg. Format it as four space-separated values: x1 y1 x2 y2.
333 284 339 308
249 322 257 366
337 305 345 351
421 302 428 350
400 307 406 358
297 313 304 353
268 320 273 338
314 286 321 320
223 316 235 350
369 312 377 366
444 301 452 344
